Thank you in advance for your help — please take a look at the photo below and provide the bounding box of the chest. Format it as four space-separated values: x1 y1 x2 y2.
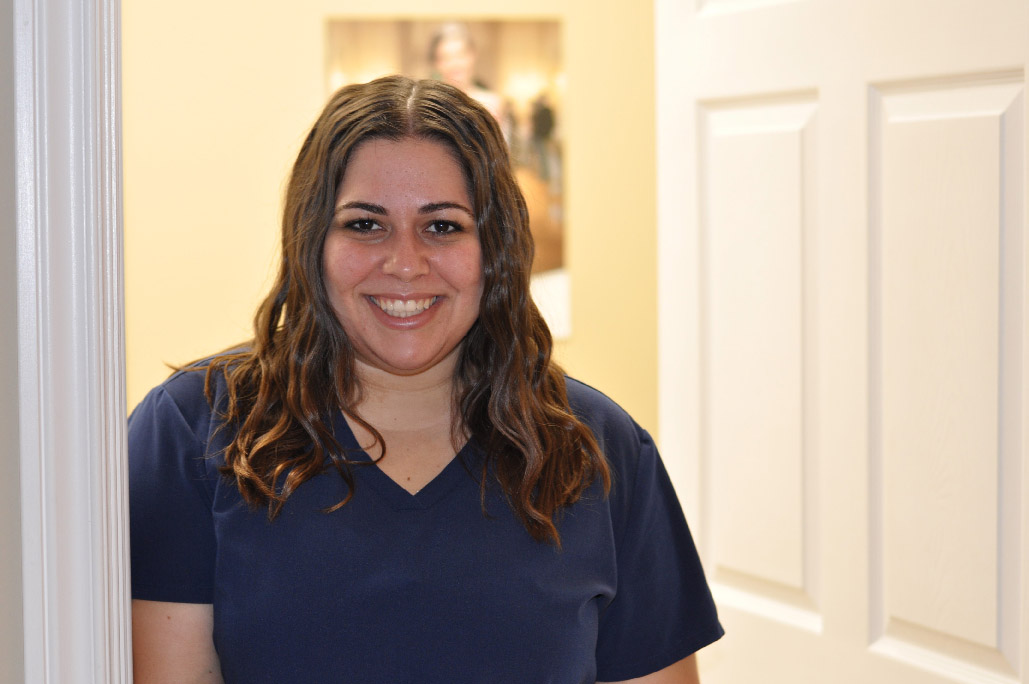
207 462 616 684
347 415 463 495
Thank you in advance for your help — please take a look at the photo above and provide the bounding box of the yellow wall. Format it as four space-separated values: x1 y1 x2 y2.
123 1 658 431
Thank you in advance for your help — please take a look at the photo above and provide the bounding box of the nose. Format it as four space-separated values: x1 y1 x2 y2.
381 227 430 281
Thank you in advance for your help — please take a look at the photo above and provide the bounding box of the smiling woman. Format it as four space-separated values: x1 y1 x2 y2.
128 76 721 684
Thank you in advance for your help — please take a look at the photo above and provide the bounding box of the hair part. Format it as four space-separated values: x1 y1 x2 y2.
201 75 609 545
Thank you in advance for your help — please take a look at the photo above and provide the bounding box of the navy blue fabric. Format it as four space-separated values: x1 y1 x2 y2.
129 368 723 683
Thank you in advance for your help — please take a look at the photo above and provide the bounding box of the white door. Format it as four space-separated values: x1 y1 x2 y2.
656 1 1029 682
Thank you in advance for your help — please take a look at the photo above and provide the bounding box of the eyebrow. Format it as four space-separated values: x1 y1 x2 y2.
419 201 474 218
335 201 386 215
334 200 474 218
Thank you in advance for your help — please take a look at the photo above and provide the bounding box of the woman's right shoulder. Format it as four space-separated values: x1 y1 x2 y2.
129 351 244 440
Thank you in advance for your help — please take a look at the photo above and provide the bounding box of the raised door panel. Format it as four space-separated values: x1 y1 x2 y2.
869 77 1024 682
701 98 820 630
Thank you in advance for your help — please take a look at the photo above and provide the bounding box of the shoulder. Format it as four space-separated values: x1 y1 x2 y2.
128 354 237 446
564 376 647 449
563 376 655 491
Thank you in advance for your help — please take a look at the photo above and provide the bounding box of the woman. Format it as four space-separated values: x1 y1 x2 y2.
129 76 722 683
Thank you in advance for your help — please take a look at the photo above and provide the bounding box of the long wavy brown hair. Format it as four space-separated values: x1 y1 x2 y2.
201 75 608 545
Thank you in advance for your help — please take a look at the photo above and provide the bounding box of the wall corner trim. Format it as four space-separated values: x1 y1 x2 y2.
15 0 130 681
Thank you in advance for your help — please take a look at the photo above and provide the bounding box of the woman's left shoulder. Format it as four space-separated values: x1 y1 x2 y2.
563 377 653 464
565 377 641 428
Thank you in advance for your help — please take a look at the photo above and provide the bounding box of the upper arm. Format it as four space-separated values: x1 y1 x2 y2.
594 429 723 679
132 599 223 684
597 653 700 684
129 385 219 604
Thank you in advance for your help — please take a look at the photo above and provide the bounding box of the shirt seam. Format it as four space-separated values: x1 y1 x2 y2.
154 384 217 508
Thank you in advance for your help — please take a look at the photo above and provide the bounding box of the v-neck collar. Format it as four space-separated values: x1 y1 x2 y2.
331 410 474 511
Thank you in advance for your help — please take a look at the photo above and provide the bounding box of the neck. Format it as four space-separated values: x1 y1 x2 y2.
350 353 461 435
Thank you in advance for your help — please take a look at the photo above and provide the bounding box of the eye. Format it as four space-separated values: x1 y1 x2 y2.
426 220 463 235
344 218 382 233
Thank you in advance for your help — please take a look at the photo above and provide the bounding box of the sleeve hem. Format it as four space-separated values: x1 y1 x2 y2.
132 582 214 605
595 623 725 682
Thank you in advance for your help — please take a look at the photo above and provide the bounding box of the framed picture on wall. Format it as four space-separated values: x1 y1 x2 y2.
326 18 570 338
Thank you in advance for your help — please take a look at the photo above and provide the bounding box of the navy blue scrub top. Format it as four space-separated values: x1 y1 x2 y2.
129 368 723 683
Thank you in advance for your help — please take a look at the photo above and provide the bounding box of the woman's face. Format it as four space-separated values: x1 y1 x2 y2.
323 136 484 378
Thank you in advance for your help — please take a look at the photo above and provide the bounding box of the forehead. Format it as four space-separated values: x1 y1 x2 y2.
337 137 471 205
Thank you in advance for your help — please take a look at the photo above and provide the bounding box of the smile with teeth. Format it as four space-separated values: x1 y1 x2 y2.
371 296 439 318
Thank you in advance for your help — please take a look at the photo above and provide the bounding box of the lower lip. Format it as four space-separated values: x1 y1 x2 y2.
366 297 440 328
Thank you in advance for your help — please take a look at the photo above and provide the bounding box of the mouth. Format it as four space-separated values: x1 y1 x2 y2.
370 296 439 319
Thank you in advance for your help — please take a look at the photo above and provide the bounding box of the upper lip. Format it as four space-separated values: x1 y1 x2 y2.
368 293 441 303
369 293 438 300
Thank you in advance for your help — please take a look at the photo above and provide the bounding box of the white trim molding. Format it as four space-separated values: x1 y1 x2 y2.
654 0 703 533
15 0 130 681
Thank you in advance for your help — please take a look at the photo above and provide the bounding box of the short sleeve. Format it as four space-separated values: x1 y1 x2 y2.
128 385 218 603
594 431 723 681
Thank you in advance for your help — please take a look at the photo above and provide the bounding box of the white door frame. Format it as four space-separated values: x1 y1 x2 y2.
654 0 703 540
14 0 130 680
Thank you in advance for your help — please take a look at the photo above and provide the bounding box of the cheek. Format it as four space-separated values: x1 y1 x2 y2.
459 249 485 293
321 241 361 307
466 256 485 320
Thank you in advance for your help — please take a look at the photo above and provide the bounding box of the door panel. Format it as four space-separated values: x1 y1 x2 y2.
703 97 817 603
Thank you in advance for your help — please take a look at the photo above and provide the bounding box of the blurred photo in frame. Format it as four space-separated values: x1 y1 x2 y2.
326 18 570 338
